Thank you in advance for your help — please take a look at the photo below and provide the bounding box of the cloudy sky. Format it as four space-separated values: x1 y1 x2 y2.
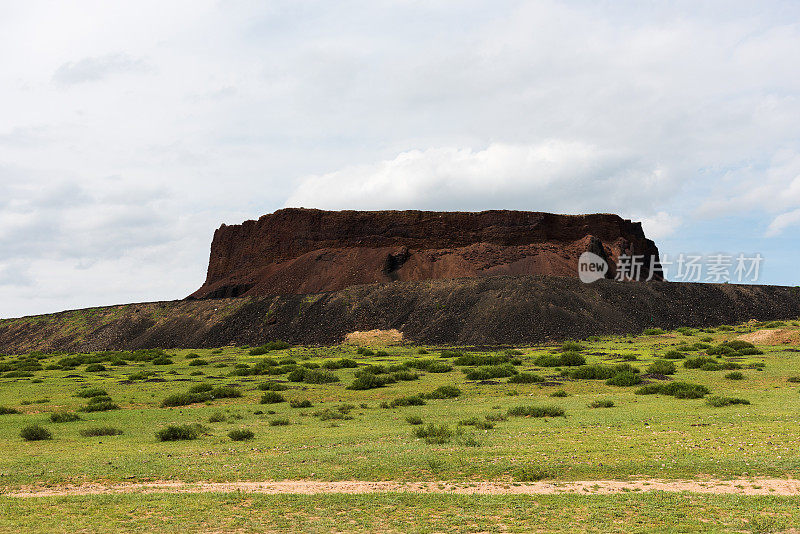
2 1 800 318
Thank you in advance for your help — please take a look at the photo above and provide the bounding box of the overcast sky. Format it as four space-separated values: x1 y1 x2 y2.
2 1 800 318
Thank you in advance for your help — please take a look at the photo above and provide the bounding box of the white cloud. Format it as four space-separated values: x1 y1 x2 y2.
638 212 682 240
286 141 671 215
52 53 150 85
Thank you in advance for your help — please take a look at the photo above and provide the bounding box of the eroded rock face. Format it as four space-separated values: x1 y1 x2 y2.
190 208 662 299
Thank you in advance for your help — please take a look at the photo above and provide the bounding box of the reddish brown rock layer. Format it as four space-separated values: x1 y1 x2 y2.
190 209 662 299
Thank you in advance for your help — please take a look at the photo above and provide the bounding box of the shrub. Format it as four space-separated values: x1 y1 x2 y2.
485 412 508 422
347 374 388 390
589 400 615 408
49 412 81 423
406 415 423 425
425 362 453 373
723 340 756 351
186 353 201 359
559 351 586 366
260 391 286 404
646 359 676 375
675 327 694 335
269 418 290 426
549 390 569 397
560 341 584 352
663 350 686 360
413 423 453 444
228 429 255 441
515 465 549 482
289 399 313 408
643 328 665 335
162 392 207 407
79 401 120 412
533 354 562 367
85 364 106 372
392 370 420 381
188 359 208 366
606 371 642 386
208 411 227 423
787 376 800 383
635 382 710 399
75 387 108 398
439 350 463 358
424 385 461 399
724 371 745 380
507 405 565 417
152 356 173 365
355 347 375 356
463 364 517 380
0 406 20 415
684 356 719 369
508 372 545 384
459 417 494 430
258 381 288 391
80 427 123 437
210 387 242 399
453 353 513 366
388 396 426 408
707 396 750 407
156 424 203 441
20 424 52 441
417 348 429 355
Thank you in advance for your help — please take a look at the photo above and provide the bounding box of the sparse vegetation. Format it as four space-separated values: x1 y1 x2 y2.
20 424 52 441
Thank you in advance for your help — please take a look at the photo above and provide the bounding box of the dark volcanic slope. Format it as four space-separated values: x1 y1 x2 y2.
191 209 662 298
2 276 799 353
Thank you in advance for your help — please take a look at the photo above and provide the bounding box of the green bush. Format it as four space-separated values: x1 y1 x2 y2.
646 359 676 375
152 356 173 365
208 411 227 423
20 424 52 441
228 429 255 441
355 347 375 356
85 364 106 372
724 371 745 380
507 405 565 417
459 417 494 430
684 356 719 369
453 353 513 366
0 406 20 415
663 350 686 360
405 415 423 425
78 400 120 412
549 390 569 397
787 376 800 383
463 364 517 380
643 328 665 335
257 381 288 391
388 396 426 408
80 427 123 437
413 423 453 444
49 412 81 423
605 371 642 386
706 396 750 407
260 391 286 404
534 352 585 367
289 399 313 408
156 424 204 441
425 362 453 373
507 372 545 383
514 465 550 482
314 408 353 421
635 381 710 399
589 400 615 408
560 341 585 352
188 359 208 366
347 374 388 390
424 385 461 399
269 418 290 426
439 350 463 358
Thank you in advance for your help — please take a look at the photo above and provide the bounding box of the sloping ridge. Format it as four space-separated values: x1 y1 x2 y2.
2 276 799 353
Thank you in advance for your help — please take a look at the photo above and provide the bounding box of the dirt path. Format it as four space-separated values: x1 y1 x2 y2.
4 478 800 498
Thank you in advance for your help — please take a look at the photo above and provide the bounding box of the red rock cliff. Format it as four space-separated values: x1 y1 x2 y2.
190 208 662 298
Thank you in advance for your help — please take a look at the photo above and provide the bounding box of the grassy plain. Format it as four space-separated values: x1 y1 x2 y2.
1 320 799 531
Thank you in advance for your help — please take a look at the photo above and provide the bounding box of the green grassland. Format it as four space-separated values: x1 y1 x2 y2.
1 319 800 531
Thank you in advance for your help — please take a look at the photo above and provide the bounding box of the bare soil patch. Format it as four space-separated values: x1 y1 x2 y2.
344 329 404 346
738 328 799 345
5 478 800 498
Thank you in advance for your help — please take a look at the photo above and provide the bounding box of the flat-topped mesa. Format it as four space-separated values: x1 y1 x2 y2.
190 208 663 299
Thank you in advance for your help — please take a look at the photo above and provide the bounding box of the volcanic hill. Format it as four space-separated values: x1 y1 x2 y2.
190 209 663 299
